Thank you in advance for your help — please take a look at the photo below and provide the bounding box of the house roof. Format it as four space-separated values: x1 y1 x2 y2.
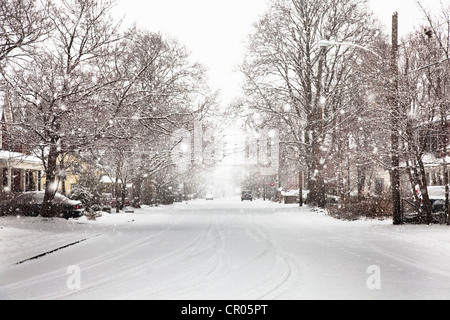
0 150 43 170
401 153 450 169
100 175 123 184
422 153 450 167
99 175 133 188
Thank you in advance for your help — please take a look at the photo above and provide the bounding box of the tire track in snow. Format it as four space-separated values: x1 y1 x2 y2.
1 213 188 298
204 215 232 278
54 212 217 299
232 213 306 300
324 226 450 280
2 210 224 300
118 213 235 299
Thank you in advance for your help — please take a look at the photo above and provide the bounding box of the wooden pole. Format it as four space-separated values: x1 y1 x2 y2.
391 12 402 225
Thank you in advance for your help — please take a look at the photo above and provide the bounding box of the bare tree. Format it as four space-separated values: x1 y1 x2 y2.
240 0 382 207
395 3 450 224
419 2 450 224
2 0 124 217
90 29 216 209
0 0 50 63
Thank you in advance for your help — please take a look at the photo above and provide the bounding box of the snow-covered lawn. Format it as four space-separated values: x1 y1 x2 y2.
1 197 450 300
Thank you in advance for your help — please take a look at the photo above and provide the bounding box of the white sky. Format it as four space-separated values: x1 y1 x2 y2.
112 0 446 105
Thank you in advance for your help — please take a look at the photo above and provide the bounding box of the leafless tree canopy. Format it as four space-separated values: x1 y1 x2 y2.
237 0 450 220
0 0 50 62
0 0 216 216
240 0 382 206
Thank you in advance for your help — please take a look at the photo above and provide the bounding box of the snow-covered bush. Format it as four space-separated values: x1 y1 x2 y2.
84 210 104 221
70 166 104 211
327 195 393 221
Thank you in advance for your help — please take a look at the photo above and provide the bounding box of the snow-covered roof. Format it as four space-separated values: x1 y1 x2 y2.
0 150 43 170
401 153 450 168
421 154 450 167
416 114 450 128
427 186 448 200
282 190 299 197
100 175 126 184
100 175 115 184
281 189 309 197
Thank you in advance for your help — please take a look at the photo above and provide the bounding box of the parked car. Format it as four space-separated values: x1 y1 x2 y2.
206 193 214 201
102 193 131 209
431 199 446 213
91 203 112 213
423 186 449 213
1 192 84 219
102 193 115 207
241 190 253 201
404 186 449 224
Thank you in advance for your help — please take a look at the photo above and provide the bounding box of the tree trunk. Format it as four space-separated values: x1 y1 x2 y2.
444 163 449 225
308 141 326 208
437 76 449 225
339 151 345 204
404 158 421 213
357 165 366 201
346 141 351 200
441 108 449 225
132 176 143 208
121 178 127 209
115 177 120 213
114 157 122 213
418 158 433 224
41 145 59 218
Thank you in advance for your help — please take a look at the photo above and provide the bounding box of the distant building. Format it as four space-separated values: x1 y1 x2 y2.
418 118 450 187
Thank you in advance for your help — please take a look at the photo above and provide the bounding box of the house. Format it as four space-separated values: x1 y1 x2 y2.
99 174 133 198
401 117 450 191
0 89 44 193
52 155 84 195
344 117 450 200
418 118 450 187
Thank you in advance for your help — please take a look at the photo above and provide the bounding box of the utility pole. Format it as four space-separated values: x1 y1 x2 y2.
263 176 266 201
391 12 402 225
299 171 303 207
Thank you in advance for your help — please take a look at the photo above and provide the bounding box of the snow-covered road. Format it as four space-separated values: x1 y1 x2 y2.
1 198 450 300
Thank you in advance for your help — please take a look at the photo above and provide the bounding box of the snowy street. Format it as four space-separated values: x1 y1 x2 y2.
1 198 450 300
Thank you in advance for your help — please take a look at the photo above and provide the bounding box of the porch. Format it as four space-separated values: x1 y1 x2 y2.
0 151 44 193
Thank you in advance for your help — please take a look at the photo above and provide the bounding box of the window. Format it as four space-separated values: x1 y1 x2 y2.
2 168 8 187
72 162 82 175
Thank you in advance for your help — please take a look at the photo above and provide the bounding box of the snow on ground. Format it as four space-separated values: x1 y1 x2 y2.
1 197 450 300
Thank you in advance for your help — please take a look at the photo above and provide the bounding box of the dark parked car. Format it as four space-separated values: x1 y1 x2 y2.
427 186 449 213
431 199 446 213
1 192 84 219
241 190 253 202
